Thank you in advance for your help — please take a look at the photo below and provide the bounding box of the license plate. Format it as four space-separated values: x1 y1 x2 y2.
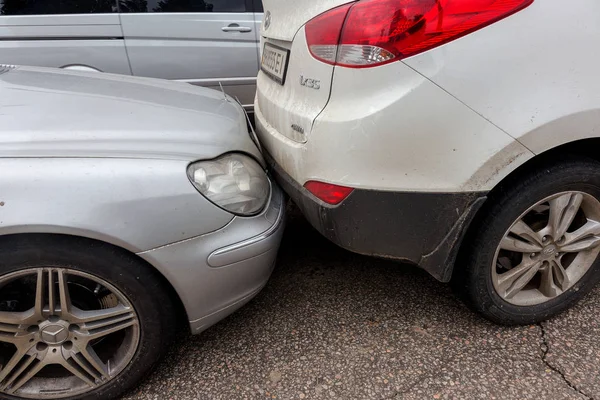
261 42 290 85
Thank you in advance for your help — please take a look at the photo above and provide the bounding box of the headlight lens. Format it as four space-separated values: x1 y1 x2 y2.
187 153 270 216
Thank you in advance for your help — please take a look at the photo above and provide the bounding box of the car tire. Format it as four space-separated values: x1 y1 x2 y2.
453 156 600 325
0 235 176 400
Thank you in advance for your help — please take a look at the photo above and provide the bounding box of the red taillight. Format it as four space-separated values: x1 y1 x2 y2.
305 3 354 65
304 181 354 205
306 0 534 68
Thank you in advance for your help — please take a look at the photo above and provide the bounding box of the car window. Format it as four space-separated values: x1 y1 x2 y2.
119 0 247 13
0 0 117 14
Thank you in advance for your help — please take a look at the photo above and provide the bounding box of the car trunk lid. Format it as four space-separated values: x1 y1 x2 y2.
257 0 353 142
262 0 353 42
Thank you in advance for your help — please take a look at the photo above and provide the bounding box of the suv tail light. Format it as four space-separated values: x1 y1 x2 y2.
304 181 354 205
306 0 534 68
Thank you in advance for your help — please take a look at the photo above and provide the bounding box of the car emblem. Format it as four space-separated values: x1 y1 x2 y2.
542 245 558 258
300 75 321 90
291 124 305 135
264 11 272 30
41 324 69 344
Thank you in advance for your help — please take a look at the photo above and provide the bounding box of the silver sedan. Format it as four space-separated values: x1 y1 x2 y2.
0 64 284 399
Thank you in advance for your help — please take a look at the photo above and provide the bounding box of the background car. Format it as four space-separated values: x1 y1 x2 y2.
0 0 264 110
255 0 600 325
0 64 284 399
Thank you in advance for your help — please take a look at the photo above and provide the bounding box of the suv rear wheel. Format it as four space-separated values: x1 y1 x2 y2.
454 157 600 325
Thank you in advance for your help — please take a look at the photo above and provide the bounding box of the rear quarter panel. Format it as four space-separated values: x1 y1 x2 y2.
404 0 600 156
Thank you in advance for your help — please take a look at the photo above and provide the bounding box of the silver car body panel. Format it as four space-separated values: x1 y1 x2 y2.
0 157 234 253
0 14 132 75
0 66 262 161
121 12 260 108
0 8 263 108
0 65 282 331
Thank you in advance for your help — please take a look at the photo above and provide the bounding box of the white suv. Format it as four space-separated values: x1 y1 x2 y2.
255 0 600 325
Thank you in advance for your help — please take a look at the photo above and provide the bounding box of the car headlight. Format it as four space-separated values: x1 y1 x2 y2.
187 153 270 216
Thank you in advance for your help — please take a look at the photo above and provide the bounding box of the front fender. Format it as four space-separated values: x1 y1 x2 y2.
0 158 233 252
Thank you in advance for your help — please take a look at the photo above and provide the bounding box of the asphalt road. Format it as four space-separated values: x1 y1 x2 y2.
125 204 600 400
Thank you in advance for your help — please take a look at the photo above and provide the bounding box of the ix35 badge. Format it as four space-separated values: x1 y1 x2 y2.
300 75 320 90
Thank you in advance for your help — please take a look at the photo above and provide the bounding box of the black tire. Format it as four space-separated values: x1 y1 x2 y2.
453 156 600 325
0 234 177 400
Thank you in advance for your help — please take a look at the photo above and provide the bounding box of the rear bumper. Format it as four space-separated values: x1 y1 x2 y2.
265 152 486 282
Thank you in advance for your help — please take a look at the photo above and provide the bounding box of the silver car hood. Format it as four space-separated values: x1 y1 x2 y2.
0 66 261 162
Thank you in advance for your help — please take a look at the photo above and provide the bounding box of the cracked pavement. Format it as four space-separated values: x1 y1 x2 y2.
125 204 600 400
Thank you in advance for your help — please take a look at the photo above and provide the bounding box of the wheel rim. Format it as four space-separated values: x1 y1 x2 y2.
0 268 140 398
492 191 600 306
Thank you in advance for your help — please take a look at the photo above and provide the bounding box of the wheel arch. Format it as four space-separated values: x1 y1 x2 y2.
485 137 600 203
0 232 190 331
453 137 600 279
0 224 145 253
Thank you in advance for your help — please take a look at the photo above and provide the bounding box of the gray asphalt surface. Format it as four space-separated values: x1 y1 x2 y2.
125 204 600 400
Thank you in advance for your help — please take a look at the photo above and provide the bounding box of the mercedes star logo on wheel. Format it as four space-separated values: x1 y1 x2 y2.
40 324 69 345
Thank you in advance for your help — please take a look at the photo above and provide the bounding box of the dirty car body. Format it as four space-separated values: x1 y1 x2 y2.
256 0 600 325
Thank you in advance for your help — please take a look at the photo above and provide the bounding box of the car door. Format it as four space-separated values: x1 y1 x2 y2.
120 0 259 109
0 0 131 75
